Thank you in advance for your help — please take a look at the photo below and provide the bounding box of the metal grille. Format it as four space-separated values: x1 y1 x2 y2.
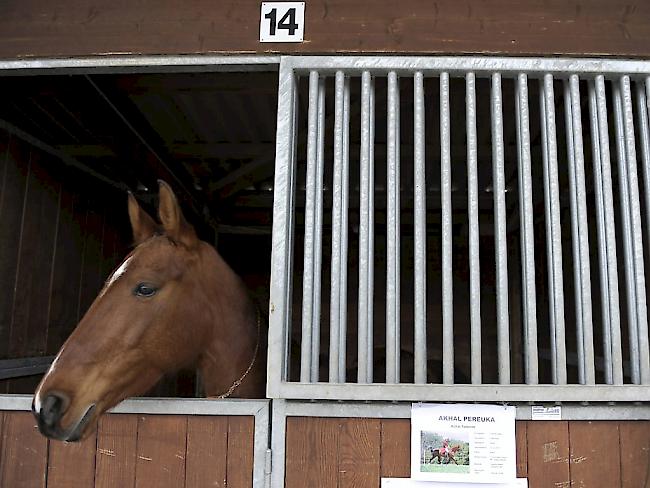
268 56 650 403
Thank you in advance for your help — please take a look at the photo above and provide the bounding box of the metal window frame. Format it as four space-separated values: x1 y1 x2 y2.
268 55 650 403
0 395 270 488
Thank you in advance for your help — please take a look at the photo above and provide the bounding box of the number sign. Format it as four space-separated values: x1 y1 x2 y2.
260 2 305 42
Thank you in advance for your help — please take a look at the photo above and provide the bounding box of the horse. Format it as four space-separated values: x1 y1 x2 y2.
429 445 460 464
32 180 266 442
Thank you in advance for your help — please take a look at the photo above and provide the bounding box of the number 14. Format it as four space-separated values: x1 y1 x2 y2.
264 7 299 35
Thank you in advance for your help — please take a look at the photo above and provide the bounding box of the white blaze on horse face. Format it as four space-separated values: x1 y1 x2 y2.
100 255 133 297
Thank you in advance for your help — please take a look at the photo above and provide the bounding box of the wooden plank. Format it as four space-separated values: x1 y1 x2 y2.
0 411 48 488
1 0 650 58
285 417 339 488
526 421 570 487
568 421 620 487
620 421 650 488
515 420 528 478
134 414 187 488
77 198 106 319
46 181 85 355
339 418 381 488
380 419 410 478
47 426 98 488
0 137 28 361
7 150 61 393
185 415 228 488
226 415 255 488
95 414 138 488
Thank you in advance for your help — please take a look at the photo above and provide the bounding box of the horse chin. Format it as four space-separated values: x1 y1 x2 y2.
61 404 97 442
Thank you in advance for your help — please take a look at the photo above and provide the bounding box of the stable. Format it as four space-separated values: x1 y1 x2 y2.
1 2 650 487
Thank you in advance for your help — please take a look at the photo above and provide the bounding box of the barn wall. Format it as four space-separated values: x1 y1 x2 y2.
284 417 650 487
0 410 255 488
0 130 130 393
0 1 649 59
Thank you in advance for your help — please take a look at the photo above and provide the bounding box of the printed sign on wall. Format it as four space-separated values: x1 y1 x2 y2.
411 403 517 484
260 2 305 42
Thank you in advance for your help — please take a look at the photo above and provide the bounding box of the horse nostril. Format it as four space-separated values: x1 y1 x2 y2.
39 393 66 428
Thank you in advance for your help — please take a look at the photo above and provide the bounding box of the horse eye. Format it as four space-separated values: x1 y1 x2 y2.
134 283 157 297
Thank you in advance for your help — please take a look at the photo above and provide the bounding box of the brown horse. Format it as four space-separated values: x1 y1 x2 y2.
429 445 460 464
32 181 265 441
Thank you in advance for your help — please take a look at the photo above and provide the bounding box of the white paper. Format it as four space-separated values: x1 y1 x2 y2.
411 403 517 484
382 478 528 487
531 405 561 420
259 2 305 42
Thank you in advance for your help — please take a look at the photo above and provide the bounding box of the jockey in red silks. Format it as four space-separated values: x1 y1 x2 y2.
440 438 450 457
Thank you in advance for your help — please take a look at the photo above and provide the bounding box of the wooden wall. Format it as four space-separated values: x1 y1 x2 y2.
285 417 650 488
0 410 255 488
0 1 650 59
0 130 130 393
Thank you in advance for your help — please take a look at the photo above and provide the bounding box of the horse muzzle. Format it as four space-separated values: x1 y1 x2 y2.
32 392 96 442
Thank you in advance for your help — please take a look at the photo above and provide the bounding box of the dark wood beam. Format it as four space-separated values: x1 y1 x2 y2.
0 1 648 59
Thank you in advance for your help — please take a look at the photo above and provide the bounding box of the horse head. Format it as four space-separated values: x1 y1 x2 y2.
32 181 263 441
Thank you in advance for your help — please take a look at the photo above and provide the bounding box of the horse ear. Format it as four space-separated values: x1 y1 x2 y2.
157 180 197 247
128 192 157 245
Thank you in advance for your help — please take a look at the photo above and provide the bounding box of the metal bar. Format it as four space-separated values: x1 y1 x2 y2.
539 74 567 385
466 72 481 385
282 55 650 77
515 73 539 385
620 76 650 384
267 61 298 393
413 71 427 384
440 71 454 385
644 78 650 256
368 78 376 383
329 71 346 383
358 71 372 383
0 55 281 75
564 76 595 385
274 382 650 403
491 73 510 384
311 77 326 382
589 76 623 385
280 399 650 421
613 81 642 384
386 71 401 384
8 54 650 76
300 71 319 382
338 75 351 383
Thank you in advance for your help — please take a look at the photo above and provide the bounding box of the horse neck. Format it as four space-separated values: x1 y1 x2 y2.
197 245 261 397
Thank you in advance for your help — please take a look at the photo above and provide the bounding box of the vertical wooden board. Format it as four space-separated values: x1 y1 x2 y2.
526 421 570 487
185 416 228 488
134 415 187 488
515 421 528 478
46 182 85 355
95 414 138 488
0 411 48 488
0 138 29 360
226 416 255 488
47 426 98 488
568 421 620 487
380 419 411 478
285 417 340 488
77 198 105 320
620 421 650 488
339 418 381 488
8 152 61 392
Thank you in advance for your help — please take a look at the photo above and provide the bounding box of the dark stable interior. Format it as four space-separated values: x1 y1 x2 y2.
0 70 642 397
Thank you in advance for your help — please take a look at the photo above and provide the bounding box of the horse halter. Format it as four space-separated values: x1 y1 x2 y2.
213 307 261 399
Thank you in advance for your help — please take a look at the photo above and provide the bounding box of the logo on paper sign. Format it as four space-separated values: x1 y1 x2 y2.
260 2 305 43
